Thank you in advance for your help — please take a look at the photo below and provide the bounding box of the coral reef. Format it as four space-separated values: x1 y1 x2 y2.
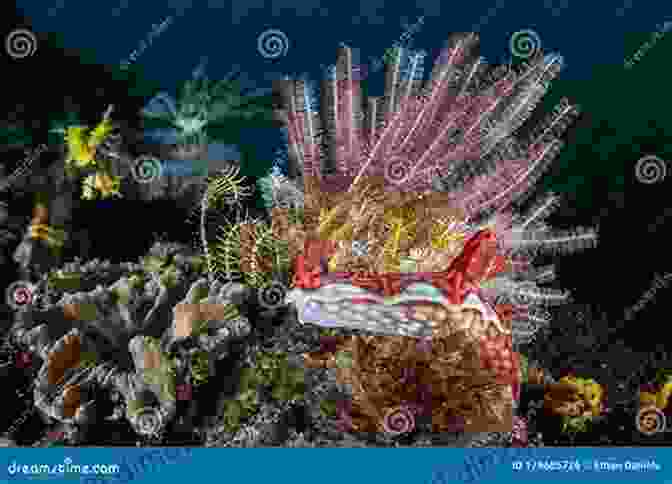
0 30 666 449
266 37 596 436
4 241 252 440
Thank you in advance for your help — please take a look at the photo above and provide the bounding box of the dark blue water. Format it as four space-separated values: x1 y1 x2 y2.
12 0 667 169
17 0 666 86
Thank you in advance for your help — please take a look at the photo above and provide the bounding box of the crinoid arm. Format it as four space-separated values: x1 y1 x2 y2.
205 165 252 207
501 226 598 256
209 221 242 281
273 36 597 346
257 169 304 212
199 166 251 284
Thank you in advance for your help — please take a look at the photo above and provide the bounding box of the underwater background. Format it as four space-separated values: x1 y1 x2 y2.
0 0 671 449
1 0 670 338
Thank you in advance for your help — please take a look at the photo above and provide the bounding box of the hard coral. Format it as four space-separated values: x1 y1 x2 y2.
47 333 81 386
312 332 512 434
